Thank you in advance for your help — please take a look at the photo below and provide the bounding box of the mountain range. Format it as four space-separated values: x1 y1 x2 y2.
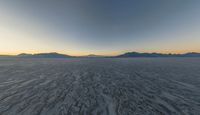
116 52 200 57
17 52 72 58
1 52 200 58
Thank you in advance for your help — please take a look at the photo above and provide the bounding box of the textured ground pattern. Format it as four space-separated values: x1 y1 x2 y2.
0 58 200 115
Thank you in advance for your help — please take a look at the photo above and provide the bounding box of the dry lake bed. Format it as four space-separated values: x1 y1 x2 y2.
0 58 200 115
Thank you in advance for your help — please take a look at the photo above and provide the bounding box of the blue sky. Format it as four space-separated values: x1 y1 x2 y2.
0 0 200 55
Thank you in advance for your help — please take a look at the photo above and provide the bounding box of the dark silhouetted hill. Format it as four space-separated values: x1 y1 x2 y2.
116 52 200 57
17 52 72 58
183 52 200 57
79 54 105 58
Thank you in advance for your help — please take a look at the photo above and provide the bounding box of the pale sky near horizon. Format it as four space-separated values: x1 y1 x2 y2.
0 0 200 56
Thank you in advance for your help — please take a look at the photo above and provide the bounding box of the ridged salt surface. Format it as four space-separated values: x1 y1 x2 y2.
0 58 200 115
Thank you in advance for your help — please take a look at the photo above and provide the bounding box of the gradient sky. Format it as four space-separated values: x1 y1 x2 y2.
0 0 200 56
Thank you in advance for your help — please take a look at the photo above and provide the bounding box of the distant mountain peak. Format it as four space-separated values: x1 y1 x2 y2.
87 54 102 57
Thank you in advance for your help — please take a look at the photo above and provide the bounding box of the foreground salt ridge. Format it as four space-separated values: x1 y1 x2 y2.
0 58 200 115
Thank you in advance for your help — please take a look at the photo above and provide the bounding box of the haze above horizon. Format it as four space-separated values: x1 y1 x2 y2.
0 0 200 56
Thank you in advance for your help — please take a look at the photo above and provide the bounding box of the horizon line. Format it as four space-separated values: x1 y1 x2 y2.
0 51 200 57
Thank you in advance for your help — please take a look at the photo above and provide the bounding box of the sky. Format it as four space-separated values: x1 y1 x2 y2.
0 0 200 56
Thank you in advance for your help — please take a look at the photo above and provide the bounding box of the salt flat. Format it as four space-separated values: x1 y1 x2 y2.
0 58 200 115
